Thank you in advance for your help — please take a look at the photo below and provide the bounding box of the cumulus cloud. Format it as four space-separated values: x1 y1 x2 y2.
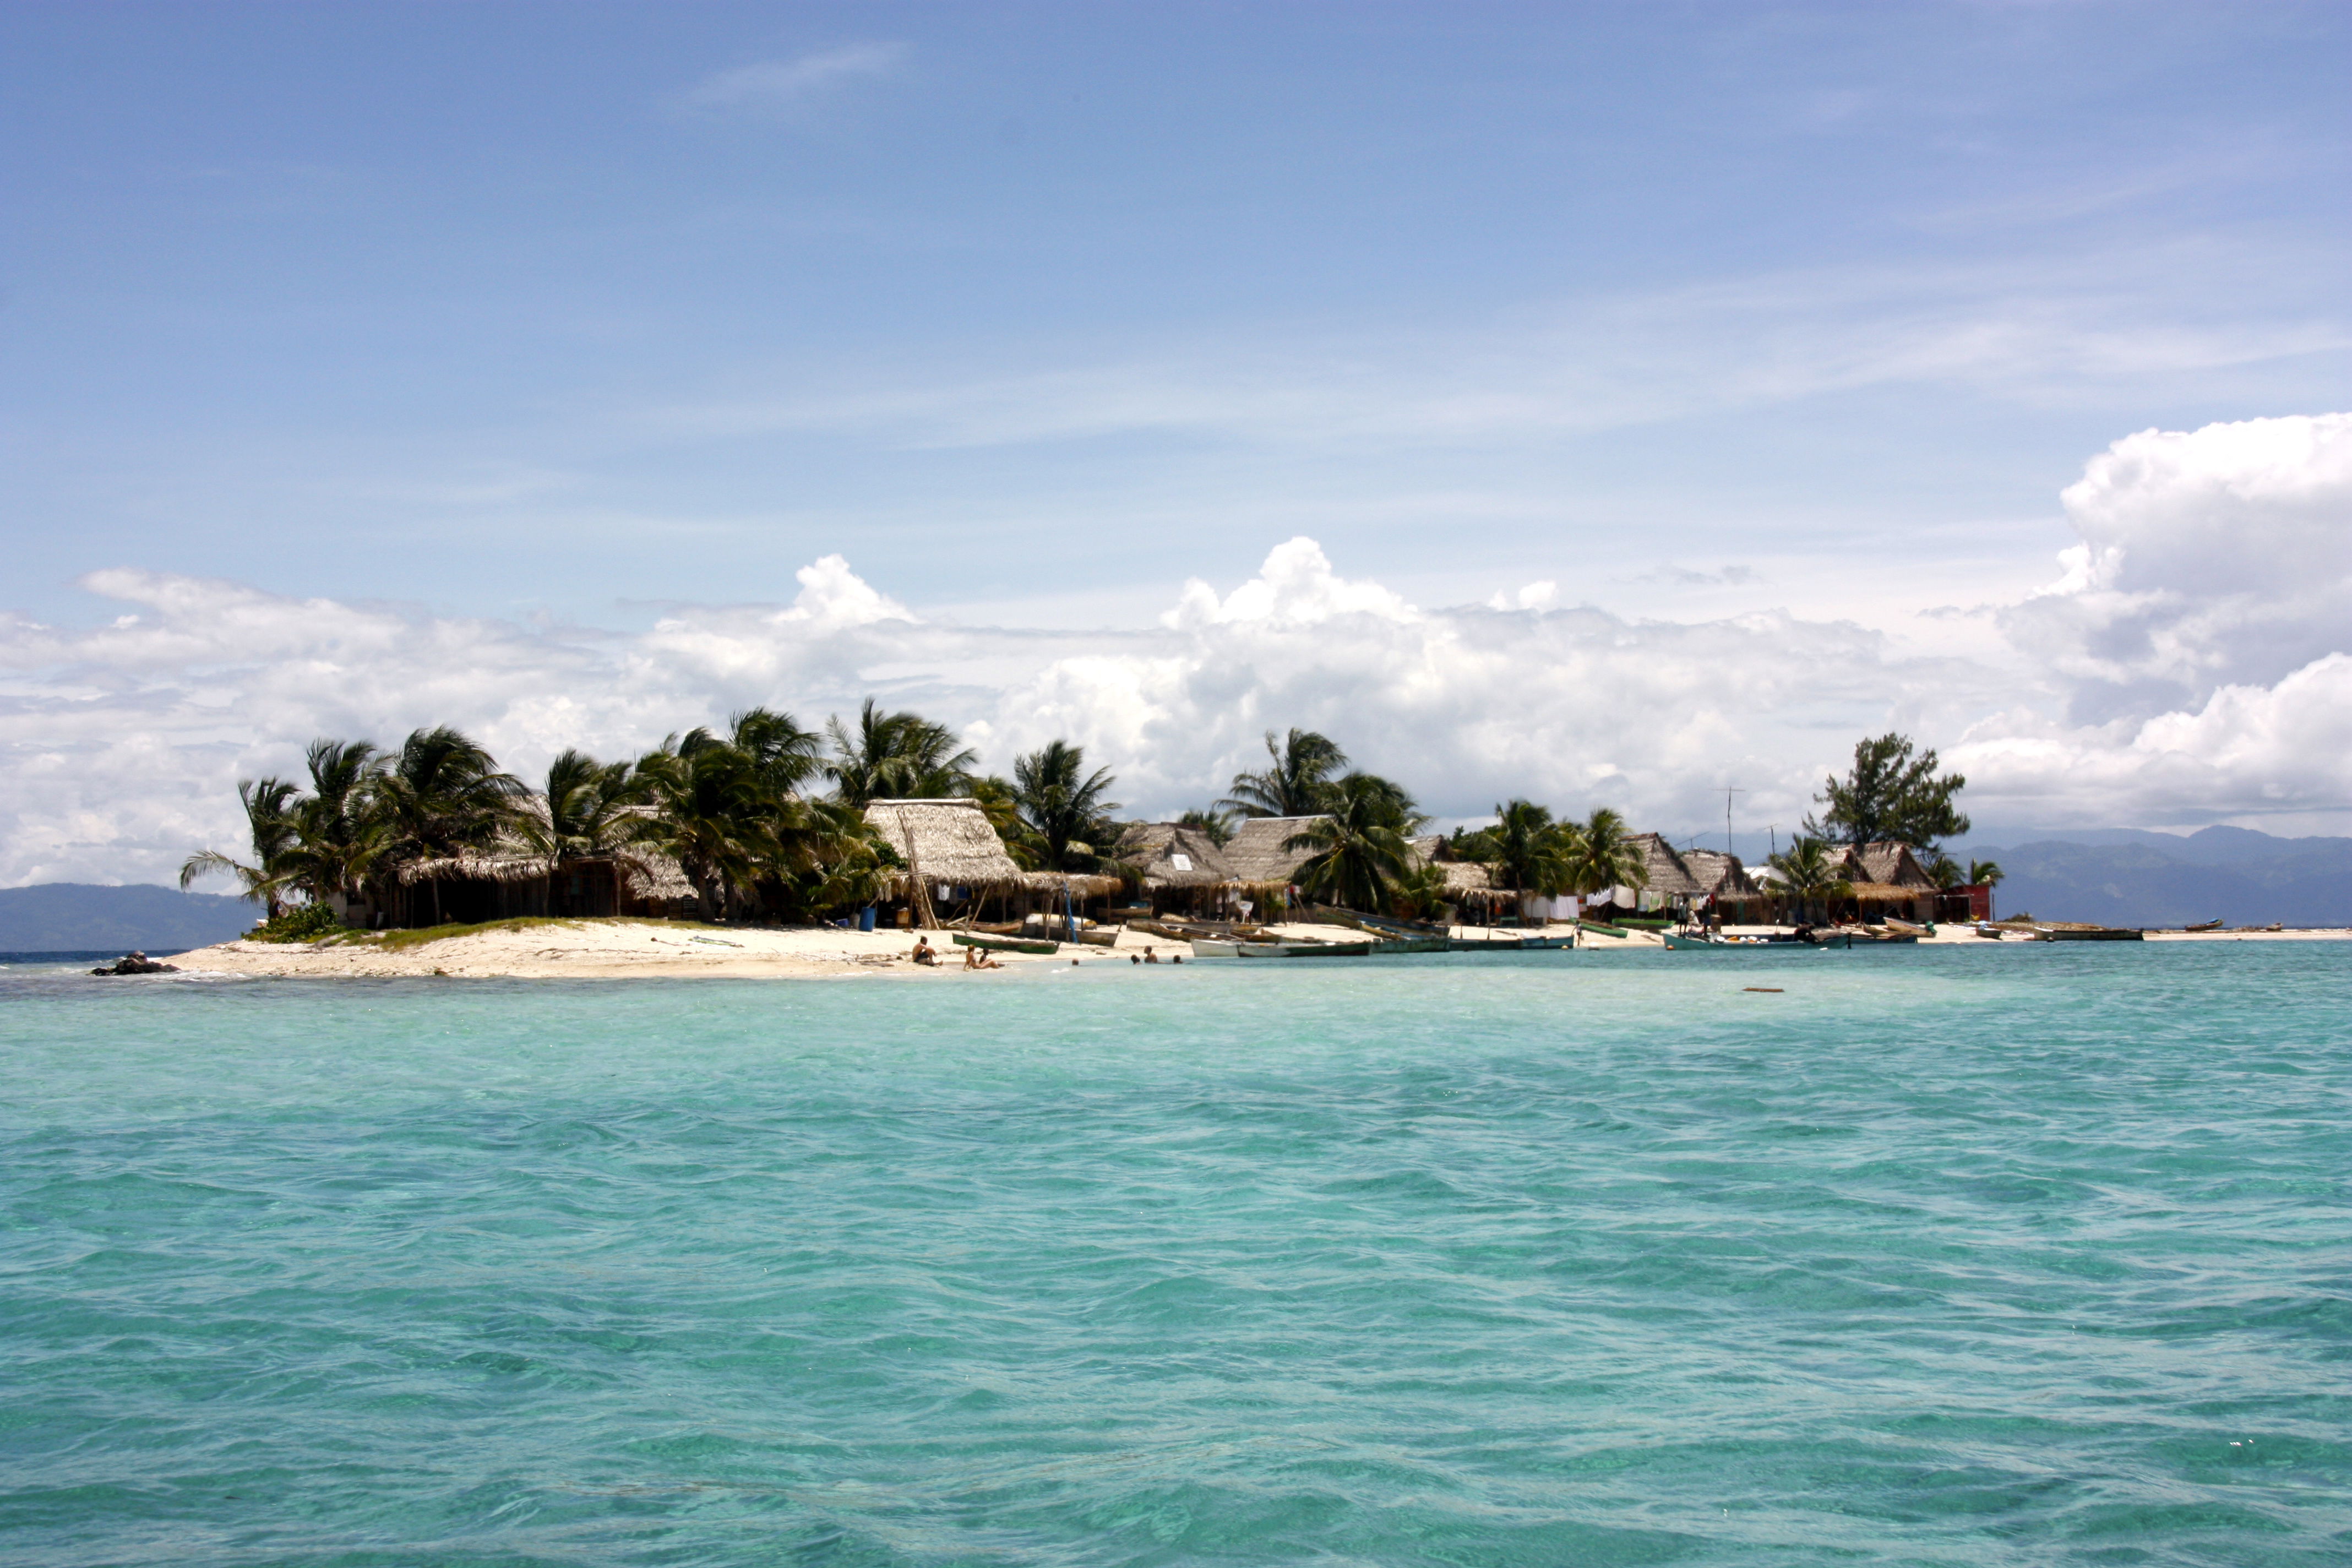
7 413 2349 885
682 43 906 115
2001 412 2352 723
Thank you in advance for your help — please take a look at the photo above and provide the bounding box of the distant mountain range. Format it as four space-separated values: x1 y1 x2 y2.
1964 827 2352 929
4 826 2346 949
0 883 257 954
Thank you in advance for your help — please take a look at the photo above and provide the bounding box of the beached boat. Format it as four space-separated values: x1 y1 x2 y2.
2184 918 2224 932
2038 926 2144 942
954 931 1059 956
1237 940 1375 958
1662 931 1788 950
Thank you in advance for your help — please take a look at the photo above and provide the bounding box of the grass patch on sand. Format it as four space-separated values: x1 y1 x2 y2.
329 916 732 953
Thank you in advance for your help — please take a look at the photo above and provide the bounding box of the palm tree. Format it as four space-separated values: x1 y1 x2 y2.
968 776 1037 867
1284 774 1412 911
372 727 528 923
1967 858 2005 889
279 738 392 918
1767 836 1851 924
179 776 301 919
1011 740 1120 870
825 699 977 806
634 732 769 919
1562 807 1647 901
1926 851 1966 889
1334 771 1425 833
525 749 653 867
1487 799 1575 914
1177 808 1235 847
1221 728 1347 818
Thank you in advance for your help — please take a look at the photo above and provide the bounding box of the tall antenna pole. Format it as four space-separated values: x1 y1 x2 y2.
1723 786 1746 859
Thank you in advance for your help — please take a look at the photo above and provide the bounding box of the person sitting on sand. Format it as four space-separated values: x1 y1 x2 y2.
910 936 939 966
962 945 1001 971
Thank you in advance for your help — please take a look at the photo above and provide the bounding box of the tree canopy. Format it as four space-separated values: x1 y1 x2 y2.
1803 732 1969 852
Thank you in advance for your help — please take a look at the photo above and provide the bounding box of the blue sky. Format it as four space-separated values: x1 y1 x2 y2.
3 3 2349 881
6 1 2343 623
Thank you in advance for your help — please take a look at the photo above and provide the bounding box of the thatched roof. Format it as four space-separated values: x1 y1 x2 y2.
1115 823 1236 889
1436 861 1493 894
616 853 695 902
1681 848 1758 900
1856 841 1937 889
865 799 1026 889
399 852 550 886
1629 834 1705 898
1017 870 1127 899
1850 880 1929 904
1223 815 1326 886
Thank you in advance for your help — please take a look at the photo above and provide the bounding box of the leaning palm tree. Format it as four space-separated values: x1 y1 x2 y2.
1285 774 1412 911
1967 858 2005 889
1011 740 1120 871
525 749 652 867
179 776 301 919
1221 728 1347 818
1564 806 1647 902
274 738 391 917
634 734 767 919
825 699 978 806
1334 771 1425 833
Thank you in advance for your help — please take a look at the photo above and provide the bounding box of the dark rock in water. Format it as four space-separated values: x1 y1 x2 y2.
90 950 179 976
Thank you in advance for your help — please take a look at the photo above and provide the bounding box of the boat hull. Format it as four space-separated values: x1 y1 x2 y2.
954 932 1059 956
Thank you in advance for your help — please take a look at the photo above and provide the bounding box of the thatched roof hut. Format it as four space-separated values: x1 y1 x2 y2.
1401 835 1494 897
1629 833 1706 899
1019 870 1127 900
1223 815 1326 888
398 852 549 886
863 798 1027 892
1856 841 1937 889
1115 823 1237 890
1681 847 1758 901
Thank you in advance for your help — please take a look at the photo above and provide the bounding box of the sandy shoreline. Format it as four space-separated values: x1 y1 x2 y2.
154 916 2352 981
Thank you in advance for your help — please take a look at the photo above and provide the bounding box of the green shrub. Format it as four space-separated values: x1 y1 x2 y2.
249 903 349 943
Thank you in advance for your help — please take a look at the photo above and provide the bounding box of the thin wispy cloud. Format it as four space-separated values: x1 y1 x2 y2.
682 43 907 116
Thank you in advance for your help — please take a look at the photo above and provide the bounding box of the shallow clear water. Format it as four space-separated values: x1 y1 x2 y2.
3 944 2347 1566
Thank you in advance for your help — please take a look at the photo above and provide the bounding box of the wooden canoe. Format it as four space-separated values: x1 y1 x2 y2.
953 932 1059 955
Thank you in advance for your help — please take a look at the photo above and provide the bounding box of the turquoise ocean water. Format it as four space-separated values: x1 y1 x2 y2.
3 944 2346 1566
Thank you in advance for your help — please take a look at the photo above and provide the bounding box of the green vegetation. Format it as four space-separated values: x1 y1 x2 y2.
1806 732 1969 853
1009 739 1121 872
247 902 350 943
1221 728 1349 819
183 712 1972 933
1284 774 1415 912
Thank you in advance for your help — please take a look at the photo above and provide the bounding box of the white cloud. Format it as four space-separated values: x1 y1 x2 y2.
2001 412 2352 721
7 413 2349 885
682 43 906 115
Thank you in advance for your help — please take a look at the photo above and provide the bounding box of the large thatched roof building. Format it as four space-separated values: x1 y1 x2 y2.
1222 815 1326 889
1115 822 1236 890
863 798 1027 893
1855 841 1938 889
1680 847 1760 903
1629 833 1706 900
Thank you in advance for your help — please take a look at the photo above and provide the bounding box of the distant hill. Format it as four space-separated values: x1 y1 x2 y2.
1971 831 2352 928
0 884 258 954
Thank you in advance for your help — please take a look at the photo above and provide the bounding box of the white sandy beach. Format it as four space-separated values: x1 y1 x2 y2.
164 916 2352 981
